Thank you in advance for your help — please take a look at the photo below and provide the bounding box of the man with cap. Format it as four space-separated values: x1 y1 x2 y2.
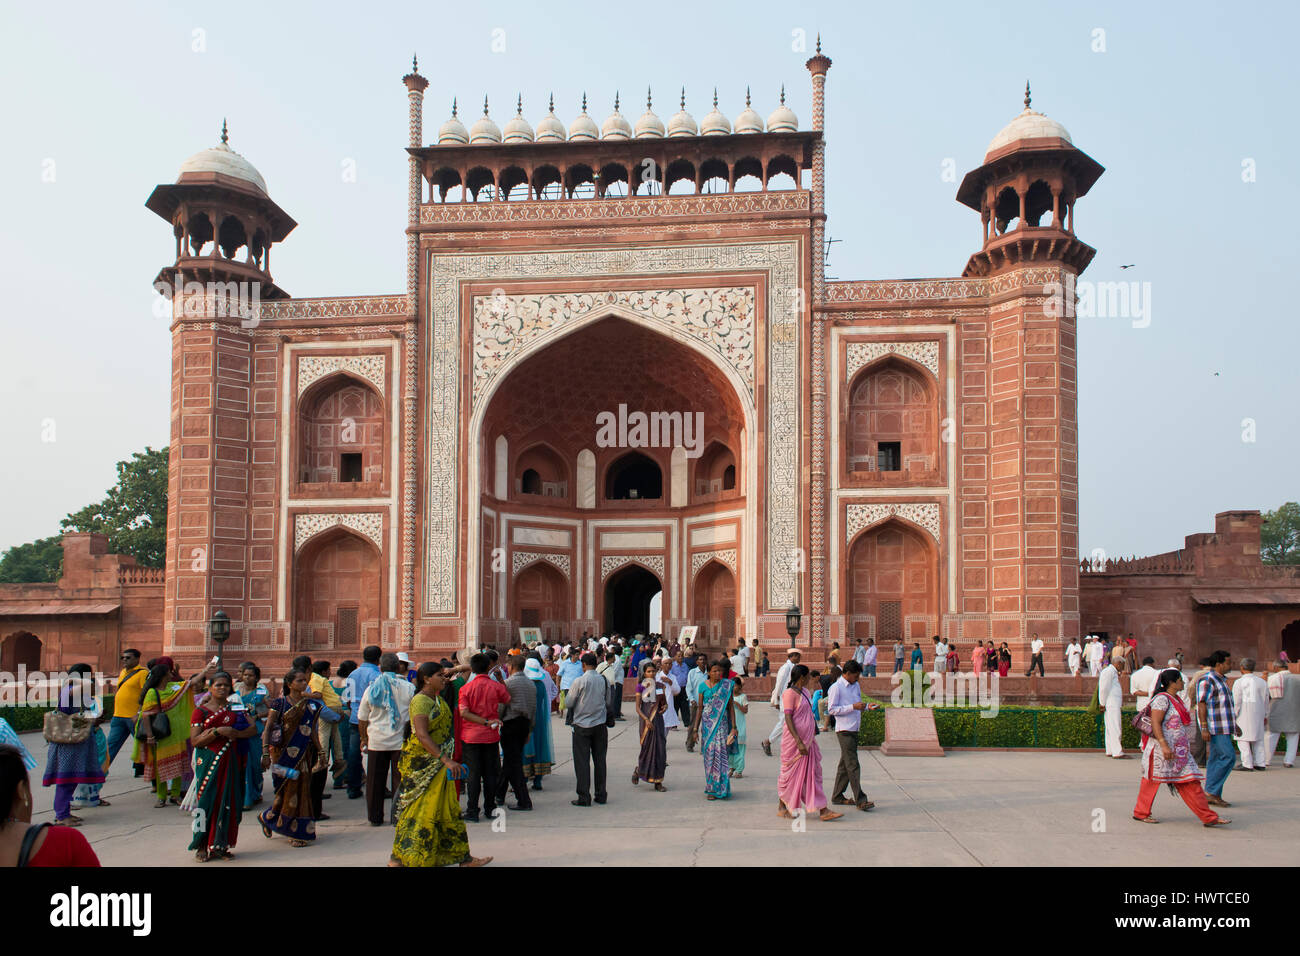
761 648 802 757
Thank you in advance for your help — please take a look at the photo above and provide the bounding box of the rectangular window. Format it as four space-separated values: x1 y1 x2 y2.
340 453 363 482
877 442 901 472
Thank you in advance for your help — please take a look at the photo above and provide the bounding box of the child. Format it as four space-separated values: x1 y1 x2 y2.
728 677 748 778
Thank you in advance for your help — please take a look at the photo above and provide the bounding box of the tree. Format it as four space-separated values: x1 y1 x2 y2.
0 535 64 583
61 446 169 568
1260 502 1300 565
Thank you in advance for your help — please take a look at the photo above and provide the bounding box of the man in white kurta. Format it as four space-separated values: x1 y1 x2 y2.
656 668 681 732
1231 658 1270 769
1267 661 1300 767
1087 638 1106 677
761 649 801 756
1129 657 1159 711
1098 658 1126 756
1065 639 1083 677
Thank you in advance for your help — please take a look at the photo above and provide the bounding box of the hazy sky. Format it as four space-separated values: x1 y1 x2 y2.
1 0 1295 563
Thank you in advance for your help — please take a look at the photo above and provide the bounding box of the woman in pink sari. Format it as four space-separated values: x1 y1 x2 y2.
776 665 842 822
971 643 985 674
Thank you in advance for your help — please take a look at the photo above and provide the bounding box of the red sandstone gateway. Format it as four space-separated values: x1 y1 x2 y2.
2 54 1298 679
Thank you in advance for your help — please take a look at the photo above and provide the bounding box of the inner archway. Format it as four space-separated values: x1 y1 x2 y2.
847 519 938 643
604 564 662 638
293 528 381 651
1 632 41 672
693 561 737 652
1283 619 1300 663
514 561 569 641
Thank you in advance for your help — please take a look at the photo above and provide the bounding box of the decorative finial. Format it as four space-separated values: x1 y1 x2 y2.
713 87 719 108
581 92 588 112
516 93 523 115
780 83 786 105
412 53 419 74
816 33 821 54
451 97 458 117
1024 80 1031 110
483 95 489 116
680 87 686 110
220 118 228 145
646 86 652 110
745 86 751 107
614 91 621 112
548 92 555 113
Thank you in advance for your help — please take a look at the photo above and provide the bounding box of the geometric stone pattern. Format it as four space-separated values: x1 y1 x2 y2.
691 548 738 580
512 550 572 580
601 554 666 581
844 340 940 381
296 353 386 398
294 512 384 553
845 502 942 543
420 191 810 226
472 287 755 404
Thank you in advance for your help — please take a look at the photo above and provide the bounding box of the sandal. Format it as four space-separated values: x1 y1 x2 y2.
654 783 666 792
1132 815 1160 824
777 803 794 819
1204 818 1231 827
54 816 82 827
218 850 235 860
289 839 310 848
195 849 210 862
632 774 639 785
260 818 273 839
819 809 844 821
387 857 404 868
154 799 168 809
459 855 493 868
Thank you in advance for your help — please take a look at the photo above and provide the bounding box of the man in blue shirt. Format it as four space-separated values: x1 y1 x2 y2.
557 649 585 712
344 645 383 799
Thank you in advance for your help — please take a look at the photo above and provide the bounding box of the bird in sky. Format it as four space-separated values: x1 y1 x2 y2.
1119 264 1135 269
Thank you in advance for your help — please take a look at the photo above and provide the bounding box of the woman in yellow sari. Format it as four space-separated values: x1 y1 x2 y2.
132 657 209 808
390 663 491 868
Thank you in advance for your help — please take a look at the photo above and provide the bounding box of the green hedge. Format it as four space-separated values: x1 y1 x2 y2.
856 705 1143 749
0 695 115 733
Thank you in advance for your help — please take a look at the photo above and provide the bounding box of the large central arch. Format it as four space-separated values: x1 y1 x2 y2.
467 304 759 640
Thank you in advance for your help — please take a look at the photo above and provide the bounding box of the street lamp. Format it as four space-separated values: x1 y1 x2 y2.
209 609 231 673
785 604 802 644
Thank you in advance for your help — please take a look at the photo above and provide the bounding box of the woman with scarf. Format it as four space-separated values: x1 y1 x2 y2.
521 657 555 790
691 658 738 800
776 664 842 821
729 676 749 778
997 643 1012 677
390 662 490 867
187 671 257 861
259 668 327 847
43 664 105 826
1132 668 1228 827
985 641 998 674
133 657 208 808
632 659 668 790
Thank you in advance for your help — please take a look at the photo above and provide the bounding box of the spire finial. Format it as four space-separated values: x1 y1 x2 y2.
220 118 228 145
780 83 786 105
745 86 751 107
680 87 686 110
713 87 719 109
483 95 489 116
516 93 523 115
548 92 555 113
451 97 458 117
614 91 621 112
646 86 652 111
582 92 588 113
1024 80 1031 110
816 33 821 54
412 53 418 74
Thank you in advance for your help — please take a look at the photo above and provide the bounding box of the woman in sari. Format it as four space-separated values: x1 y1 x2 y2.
1133 668 1228 827
521 658 554 790
777 664 842 821
690 659 737 800
391 663 491 867
72 683 111 811
43 664 105 827
236 662 269 810
985 642 998 674
971 642 985 674
132 657 206 808
632 660 667 790
258 668 326 848
188 671 257 861
997 643 1011 677
729 676 748 778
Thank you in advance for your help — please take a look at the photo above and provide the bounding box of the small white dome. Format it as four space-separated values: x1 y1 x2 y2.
766 85 798 132
602 93 632 140
734 87 764 134
469 97 502 144
569 95 599 140
502 95 534 143
437 99 469 145
700 89 731 136
667 89 698 138
536 94 566 141
634 88 664 139
984 85 1072 159
177 123 267 194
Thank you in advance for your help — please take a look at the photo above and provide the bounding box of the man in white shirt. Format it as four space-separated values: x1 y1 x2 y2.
730 645 747 676
1129 656 1159 711
1025 633 1045 677
1097 657 1127 757
357 652 418 825
934 637 948 674
1087 637 1106 677
1065 638 1083 677
826 660 876 811
761 648 801 757
736 641 752 676
1232 658 1270 770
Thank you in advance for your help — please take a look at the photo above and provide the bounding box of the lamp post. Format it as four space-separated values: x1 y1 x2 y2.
209 609 231 673
785 603 802 645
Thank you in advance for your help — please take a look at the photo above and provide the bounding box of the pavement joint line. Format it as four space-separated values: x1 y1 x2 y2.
864 749 985 866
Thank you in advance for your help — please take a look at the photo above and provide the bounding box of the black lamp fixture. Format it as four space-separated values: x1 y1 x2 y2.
785 603 802 643
209 609 231 673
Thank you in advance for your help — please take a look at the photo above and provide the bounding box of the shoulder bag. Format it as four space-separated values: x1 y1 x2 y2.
133 688 171 741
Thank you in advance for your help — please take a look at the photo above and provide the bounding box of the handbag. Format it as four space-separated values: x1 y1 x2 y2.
43 710 91 745
133 688 171 741
1131 700 1154 737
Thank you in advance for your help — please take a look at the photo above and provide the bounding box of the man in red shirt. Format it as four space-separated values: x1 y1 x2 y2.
458 652 511 822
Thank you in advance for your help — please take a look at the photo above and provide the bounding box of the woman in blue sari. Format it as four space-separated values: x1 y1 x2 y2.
689 659 738 800
258 669 326 848
521 658 554 790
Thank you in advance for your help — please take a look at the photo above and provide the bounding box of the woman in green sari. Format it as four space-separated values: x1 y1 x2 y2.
390 663 491 868
186 672 257 861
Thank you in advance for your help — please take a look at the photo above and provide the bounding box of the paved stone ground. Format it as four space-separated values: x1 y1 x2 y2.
21 717 1299 867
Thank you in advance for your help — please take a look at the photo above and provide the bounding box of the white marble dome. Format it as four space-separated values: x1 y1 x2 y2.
766 86 798 133
437 99 469 145
536 95 566 142
700 90 731 136
634 89 664 139
734 88 764 134
502 96 534 143
569 95 599 141
177 126 267 194
666 89 698 138
602 94 632 140
469 97 502 144
985 108 1072 158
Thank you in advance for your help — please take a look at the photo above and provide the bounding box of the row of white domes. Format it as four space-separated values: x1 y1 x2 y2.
437 88 798 145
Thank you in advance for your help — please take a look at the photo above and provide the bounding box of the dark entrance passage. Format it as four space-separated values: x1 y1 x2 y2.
1283 619 1300 663
604 565 661 638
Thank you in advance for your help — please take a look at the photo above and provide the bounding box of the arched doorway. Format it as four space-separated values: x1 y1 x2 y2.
846 357 939 477
847 519 938 644
694 560 737 652
1 632 41 672
294 529 381 650
514 561 569 643
604 564 662 638
1283 619 1300 663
